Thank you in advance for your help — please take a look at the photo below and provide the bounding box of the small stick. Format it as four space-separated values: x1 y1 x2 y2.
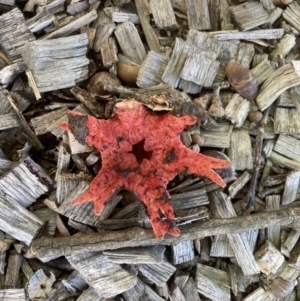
4 90 44 150
26 71 41 100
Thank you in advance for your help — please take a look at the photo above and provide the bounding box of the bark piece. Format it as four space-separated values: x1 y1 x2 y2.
265 195 281 249
66 252 136 298
171 240 194 265
181 277 201 301
5 254 22 288
196 263 230 301
42 10 97 40
255 240 284 275
103 246 165 264
114 21 146 65
256 62 300 111
137 262 176 285
243 287 276 301
225 94 250 128
228 130 253 170
137 51 168 88
0 8 35 63
100 37 118 68
0 114 20 131
0 194 43 246
30 107 68 136
229 2 269 31
185 0 211 30
211 29 284 40
28 207 300 262
211 191 260 275
150 0 177 31
22 34 89 93
76 286 103 301
274 107 300 134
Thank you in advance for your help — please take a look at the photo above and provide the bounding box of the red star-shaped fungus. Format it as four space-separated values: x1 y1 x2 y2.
60 100 231 239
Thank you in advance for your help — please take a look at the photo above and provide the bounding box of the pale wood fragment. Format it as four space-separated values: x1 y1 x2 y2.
196 263 230 300
266 195 281 249
5 254 22 288
283 2 300 32
112 12 140 24
135 0 160 53
171 190 209 210
0 63 26 87
251 60 274 85
36 0 65 14
25 11 55 33
104 246 165 264
115 21 146 65
274 107 300 134
235 42 254 69
255 240 284 275
42 10 97 39
0 251 6 274
260 0 275 11
76 286 104 301
180 52 220 87
67 252 136 298
67 0 89 15
211 191 260 275
200 120 233 148
185 0 211 30
211 29 284 40
137 51 168 88
150 0 177 31
57 181 121 226
228 171 251 198
270 34 296 61
219 0 234 30
282 170 300 205
171 241 194 265
137 262 176 285
0 194 43 246
225 94 250 128
273 135 300 163
0 157 52 207
0 114 20 131
0 8 35 63
0 289 26 300
22 34 89 93
187 30 220 54
228 130 253 170
270 151 300 170
282 229 300 258
33 208 56 237
243 287 276 301
256 63 300 111
229 2 269 31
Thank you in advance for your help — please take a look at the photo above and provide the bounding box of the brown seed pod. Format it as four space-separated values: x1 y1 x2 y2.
117 61 140 85
87 72 121 96
248 110 263 123
271 278 295 298
225 62 258 100
208 96 225 118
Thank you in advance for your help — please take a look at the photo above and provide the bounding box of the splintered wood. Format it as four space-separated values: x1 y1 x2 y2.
1 0 300 300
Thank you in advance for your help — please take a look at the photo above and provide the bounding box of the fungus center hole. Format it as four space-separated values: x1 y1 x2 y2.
131 139 153 164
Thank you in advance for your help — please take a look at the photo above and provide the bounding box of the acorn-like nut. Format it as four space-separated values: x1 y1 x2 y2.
117 61 139 86
87 72 121 96
248 111 263 123
271 278 295 298
191 133 205 146
225 62 258 100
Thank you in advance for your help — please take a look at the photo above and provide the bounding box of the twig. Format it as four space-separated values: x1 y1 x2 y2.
4 90 44 150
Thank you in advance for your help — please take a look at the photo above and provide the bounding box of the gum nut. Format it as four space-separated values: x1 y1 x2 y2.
87 72 121 96
225 62 258 100
117 61 139 85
